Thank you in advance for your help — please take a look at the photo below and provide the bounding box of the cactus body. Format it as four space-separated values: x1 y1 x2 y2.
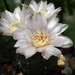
19 53 57 75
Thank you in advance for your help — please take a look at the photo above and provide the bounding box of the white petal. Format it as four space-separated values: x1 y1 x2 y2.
22 4 27 12
2 32 12 36
24 46 36 59
30 0 37 8
26 14 47 32
13 29 25 40
14 6 21 20
32 14 47 30
41 49 53 60
14 39 30 47
38 1 43 12
23 29 32 42
37 46 47 52
41 45 61 59
16 23 26 29
47 3 55 12
46 45 61 57
41 14 47 29
5 10 12 22
60 37 73 48
1 12 12 23
50 23 62 34
0 18 10 28
56 24 68 35
50 36 73 48
47 7 61 18
26 20 34 32
38 1 47 12
48 16 59 31
16 46 28 55
0 27 12 36
49 23 68 36
53 7 61 14
29 4 36 12
21 7 32 22
29 0 37 12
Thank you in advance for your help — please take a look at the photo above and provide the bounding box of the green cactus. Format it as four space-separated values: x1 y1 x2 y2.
19 53 58 75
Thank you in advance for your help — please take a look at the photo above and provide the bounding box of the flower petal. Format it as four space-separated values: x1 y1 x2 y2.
23 29 32 42
47 3 55 13
38 1 47 12
41 45 61 60
1 12 12 22
13 28 25 40
38 0 43 12
24 46 36 59
46 45 61 56
47 7 61 18
14 39 30 47
50 36 73 48
0 18 10 28
32 14 47 30
50 23 62 35
26 20 34 32
14 6 21 20
37 46 47 52
21 5 32 22
41 49 53 60
16 46 27 55
5 10 13 22
48 16 59 31
29 0 37 12
48 45 61 57
0 27 12 36
56 24 68 35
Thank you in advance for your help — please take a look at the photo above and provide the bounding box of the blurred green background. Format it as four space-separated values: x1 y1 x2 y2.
0 0 75 53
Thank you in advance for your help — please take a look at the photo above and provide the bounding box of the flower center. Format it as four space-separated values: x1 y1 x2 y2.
31 30 50 48
40 11 48 17
10 20 21 32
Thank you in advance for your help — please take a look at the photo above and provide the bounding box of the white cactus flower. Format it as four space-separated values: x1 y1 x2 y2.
0 4 32 36
29 0 61 18
13 14 73 60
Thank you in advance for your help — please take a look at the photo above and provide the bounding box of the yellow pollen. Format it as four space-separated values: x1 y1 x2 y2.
10 20 22 32
40 11 48 17
31 31 50 48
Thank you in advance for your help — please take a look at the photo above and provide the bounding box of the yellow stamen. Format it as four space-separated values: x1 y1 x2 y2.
10 20 21 32
31 30 50 48
40 11 48 17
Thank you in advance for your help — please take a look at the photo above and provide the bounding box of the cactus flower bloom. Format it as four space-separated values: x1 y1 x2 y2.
0 5 32 36
13 14 73 60
29 0 61 18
